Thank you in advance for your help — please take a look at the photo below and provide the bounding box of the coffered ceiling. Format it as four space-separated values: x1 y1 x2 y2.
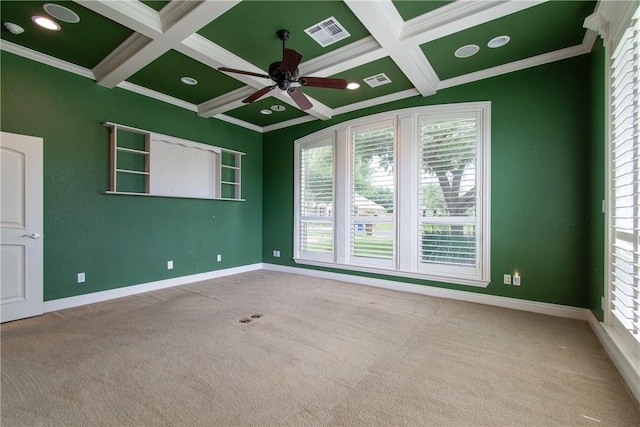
0 0 597 132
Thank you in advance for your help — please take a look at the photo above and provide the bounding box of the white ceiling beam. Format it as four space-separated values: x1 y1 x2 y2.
197 87 258 117
298 36 386 77
182 35 334 120
73 0 163 38
400 0 547 46
344 0 439 97
91 0 240 88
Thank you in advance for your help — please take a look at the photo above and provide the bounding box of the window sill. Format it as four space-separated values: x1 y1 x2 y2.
293 258 490 288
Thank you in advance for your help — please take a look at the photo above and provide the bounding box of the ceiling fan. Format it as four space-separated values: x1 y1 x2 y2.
218 30 348 111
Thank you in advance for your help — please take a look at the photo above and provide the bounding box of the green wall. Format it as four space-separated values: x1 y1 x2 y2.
262 55 595 308
1 47 605 310
1 51 263 301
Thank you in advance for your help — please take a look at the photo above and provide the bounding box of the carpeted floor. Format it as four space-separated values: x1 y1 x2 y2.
2 270 639 426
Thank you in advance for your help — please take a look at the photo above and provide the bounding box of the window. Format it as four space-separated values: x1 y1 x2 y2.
294 103 491 287
350 120 395 267
296 136 334 262
419 114 480 278
608 7 639 356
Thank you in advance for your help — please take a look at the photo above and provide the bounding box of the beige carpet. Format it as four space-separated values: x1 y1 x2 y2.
2 270 639 426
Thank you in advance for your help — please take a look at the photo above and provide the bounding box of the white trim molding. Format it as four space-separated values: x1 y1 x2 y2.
587 312 640 403
43 263 263 313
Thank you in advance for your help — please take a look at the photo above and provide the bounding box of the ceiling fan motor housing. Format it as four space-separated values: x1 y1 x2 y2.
268 61 299 90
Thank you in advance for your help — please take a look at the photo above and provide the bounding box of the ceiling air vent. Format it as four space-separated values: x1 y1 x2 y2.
304 16 350 47
363 73 392 88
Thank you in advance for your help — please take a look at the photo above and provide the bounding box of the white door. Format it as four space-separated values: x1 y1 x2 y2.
1 132 43 323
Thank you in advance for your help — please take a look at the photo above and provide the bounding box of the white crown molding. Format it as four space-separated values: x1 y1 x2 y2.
400 0 546 46
299 36 385 77
43 263 264 313
584 12 610 41
73 0 163 38
438 42 590 91
93 32 153 87
213 114 263 133
0 40 95 79
263 115 318 133
333 88 420 116
116 81 198 112
198 86 259 117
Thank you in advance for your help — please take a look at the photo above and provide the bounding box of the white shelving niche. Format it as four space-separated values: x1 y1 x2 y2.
104 122 245 201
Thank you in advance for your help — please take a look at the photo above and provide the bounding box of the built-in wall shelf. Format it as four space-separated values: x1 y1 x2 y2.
104 122 245 201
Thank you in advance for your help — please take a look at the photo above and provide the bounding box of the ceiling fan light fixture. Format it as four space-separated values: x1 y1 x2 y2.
488 35 510 48
271 105 286 112
180 77 198 86
32 16 60 31
260 109 273 115
346 82 360 90
455 44 479 58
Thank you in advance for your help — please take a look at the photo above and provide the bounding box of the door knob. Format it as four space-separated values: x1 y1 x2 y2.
23 233 41 239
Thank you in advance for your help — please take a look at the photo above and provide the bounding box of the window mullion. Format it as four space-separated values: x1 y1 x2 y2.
335 128 350 264
397 114 419 272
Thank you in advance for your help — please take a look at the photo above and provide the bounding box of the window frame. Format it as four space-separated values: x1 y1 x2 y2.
294 133 336 263
602 4 640 357
293 102 491 288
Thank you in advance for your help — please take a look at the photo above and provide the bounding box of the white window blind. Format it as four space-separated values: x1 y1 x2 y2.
350 122 395 266
419 115 479 275
609 9 639 343
298 141 334 259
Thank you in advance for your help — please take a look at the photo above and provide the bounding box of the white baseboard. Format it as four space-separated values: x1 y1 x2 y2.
43 263 263 313
586 312 640 404
263 263 590 320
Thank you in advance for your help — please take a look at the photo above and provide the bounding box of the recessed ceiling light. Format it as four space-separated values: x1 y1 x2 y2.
43 3 80 23
346 82 360 90
454 44 479 58
271 105 286 112
3 22 24 35
180 77 198 85
32 16 60 31
488 35 510 48
260 109 273 115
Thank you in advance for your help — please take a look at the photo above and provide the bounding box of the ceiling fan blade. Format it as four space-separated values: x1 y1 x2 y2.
280 49 303 74
299 76 348 89
242 85 276 103
219 67 270 79
287 87 312 111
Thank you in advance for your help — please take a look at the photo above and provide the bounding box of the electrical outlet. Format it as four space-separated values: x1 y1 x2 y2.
217 254 222 262
503 274 511 285
77 272 85 283
273 250 281 258
167 260 173 270
513 274 521 286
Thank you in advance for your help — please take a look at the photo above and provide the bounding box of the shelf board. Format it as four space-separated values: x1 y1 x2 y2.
104 191 244 202
117 147 149 155
116 168 149 175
